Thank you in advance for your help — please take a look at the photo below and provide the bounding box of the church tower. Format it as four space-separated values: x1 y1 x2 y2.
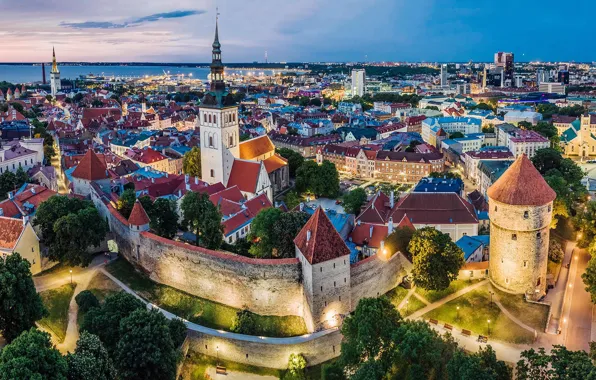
50 47 61 97
200 15 240 185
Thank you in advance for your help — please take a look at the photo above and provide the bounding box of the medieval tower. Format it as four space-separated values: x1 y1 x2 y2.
50 47 61 97
487 154 556 300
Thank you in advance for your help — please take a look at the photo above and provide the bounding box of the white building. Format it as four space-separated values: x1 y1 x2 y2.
421 117 482 144
50 47 61 97
0 139 45 175
504 110 543 125
351 69 366 97
441 64 448 87
539 82 566 95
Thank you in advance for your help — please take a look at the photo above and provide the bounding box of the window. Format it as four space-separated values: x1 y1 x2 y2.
208 114 212 123
512 234 517 241
524 211 529 219
523 260 528 268
210 169 215 178
536 232 541 238
320 267 322 272
209 135 214 147
494 206 497 212
339 296 342 301
334 281 336 287
320 286 323 292
506 278 509 284
229 135 234 147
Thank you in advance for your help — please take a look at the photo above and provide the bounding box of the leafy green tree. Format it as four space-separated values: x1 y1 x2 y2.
383 226 415 258
81 292 145 353
117 189 136 219
342 188 367 215
114 309 178 380
45 144 57 162
182 147 201 178
408 227 464 291
575 201 596 248
448 345 511 380
549 238 564 264
231 308 257 335
15 166 29 187
249 209 309 258
53 206 108 266
295 160 319 194
429 171 461 180
277 148 305 177
168 318 188 348
298 96 310 107
339 297 402 376
0 253 47 342
34 196 92 250
583 253 596 303
249 207 283 257
474 103 494 112
516 345 595 380
0 171 17 200
536 103 560 119
271 211 310 258
0 328 68 380
66 332 116 380
180 191 223 249
449 131 465 139
314 160 340 198
148 198 179 239
283 190 301 210
283 353 307 380
75 290 100 313
322 363 346 380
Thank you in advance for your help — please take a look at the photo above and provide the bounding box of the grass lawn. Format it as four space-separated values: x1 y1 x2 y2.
423 285 535 344
492 287 549 332
416 279 477 303
399 294 426 317
38 283 76 342
106 259 307 337
180 352 282 380
385 285 410 308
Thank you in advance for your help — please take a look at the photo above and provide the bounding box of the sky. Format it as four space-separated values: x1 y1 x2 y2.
0 0 594 63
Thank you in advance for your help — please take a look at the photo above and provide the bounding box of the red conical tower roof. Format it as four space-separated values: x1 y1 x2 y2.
71 149 109 181
128 199 150 226
487 154 556 206
294 207 350 264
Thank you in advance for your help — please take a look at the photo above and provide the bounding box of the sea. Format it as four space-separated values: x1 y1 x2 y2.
0 64 278 84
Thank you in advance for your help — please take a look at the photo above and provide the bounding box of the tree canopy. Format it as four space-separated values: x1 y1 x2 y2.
66 332 116 380
180 191 223 249
249 208 309 258
342 188 367 215
383 226 415 259
117 189 136 219
277 148 305 177
182 147 201 178
408 227 464 291
0 253 47 342
516 346 596 380
295 160 340 198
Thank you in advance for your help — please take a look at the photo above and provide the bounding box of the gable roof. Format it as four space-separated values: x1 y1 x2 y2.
294 207 350 264
128 200 150 225
391 192 478 225
263 154 288 173
239 135 276 160
71 150 109 181
0 217 25 250
227 159 262 194
487 154 556 206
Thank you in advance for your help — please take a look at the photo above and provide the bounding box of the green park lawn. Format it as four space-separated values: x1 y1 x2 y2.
492 287 549 332
399 295 426 318
385 285 410 308
180 352 283 380
38 283 76 342
423 285 536 344
415 279 477 303
106 259 307 337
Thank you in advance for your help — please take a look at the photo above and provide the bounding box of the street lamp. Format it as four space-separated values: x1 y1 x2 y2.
456 306 460 321
406 299 409 314
69 269 73 285
489 291 494 304
216 346 219 365
487 319 491 336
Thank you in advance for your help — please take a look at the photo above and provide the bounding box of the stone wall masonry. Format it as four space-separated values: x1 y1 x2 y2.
350 252 412 308
187 328 343 369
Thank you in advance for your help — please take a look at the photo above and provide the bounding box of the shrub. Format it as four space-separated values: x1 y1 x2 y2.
230 308 257 335
549 238 564 264
75 290 99 313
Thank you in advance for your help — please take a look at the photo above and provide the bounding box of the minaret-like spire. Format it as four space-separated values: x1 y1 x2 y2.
210 9 225 92
51 46 59 74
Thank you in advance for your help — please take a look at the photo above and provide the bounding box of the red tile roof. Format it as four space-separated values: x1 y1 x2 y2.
239 135 276 160
294 207 350 264
391 192 478 225
0 217 24 250
357 191 394 225
227 160 262 194
209 186 244 205
487 154 556 206
128 200 150 225
71 150 109 181
263 154 288 173
396 213 415 229
350 223 388 248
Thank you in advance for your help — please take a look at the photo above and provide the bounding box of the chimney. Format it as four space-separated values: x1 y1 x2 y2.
31 187 36 195
151 178 155 183
178 190 182 198
195 176 199 185
185 174 189 183
369 225 374 238
306 230 311 242
380 240 385 252
166 172 169 178
357 219 361 226
390 191 394 208
299 202 304 211
388 217 393 234
8 191 13 200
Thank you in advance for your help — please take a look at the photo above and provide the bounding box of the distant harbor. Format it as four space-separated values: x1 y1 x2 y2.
0 64 291 84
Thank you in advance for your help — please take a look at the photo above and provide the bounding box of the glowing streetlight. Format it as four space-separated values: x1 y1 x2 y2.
69 269 73 285
456 306 460 320
487 319 491 336
406 299 409 314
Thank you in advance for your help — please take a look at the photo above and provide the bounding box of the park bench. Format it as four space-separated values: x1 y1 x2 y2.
444 323 453 331
462 329 472 337
477 335 488 343
429 319 438 325
216 366 227 375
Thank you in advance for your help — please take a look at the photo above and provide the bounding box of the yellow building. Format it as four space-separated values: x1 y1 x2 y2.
561 114 596 157
0 217 41 274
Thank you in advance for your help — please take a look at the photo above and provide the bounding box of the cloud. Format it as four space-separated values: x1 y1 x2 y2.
60 10 204 29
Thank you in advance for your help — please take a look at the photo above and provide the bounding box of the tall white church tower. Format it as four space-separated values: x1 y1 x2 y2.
200 16 240 185
50 47 61 97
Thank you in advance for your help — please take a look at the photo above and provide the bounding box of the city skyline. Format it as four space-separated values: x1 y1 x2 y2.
1 0 595 63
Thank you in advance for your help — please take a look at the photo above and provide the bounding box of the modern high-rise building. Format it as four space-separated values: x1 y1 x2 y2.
50 47 61 97
536 69 547 85
558 70 570 85
351 69 366 97
494 52 514 87
440 64 448 87
514 75 523 88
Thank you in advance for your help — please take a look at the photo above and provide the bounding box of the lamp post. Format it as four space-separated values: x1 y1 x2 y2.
69 269 73 285
456 306 460 321
487 319 491 336
489 291 494 305
406 299 409 314
216 346 219 365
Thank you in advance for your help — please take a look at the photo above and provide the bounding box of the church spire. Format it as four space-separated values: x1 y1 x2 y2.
51 46 59 74
210 9 225 92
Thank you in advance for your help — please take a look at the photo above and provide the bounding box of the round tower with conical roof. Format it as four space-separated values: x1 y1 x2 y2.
487 154 556 299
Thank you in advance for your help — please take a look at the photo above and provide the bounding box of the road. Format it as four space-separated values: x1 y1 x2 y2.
564 247 593 351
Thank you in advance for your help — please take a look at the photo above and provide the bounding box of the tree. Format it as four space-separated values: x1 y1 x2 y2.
15 166 29 187
180 191 223 249
516 345 595 380
449 131 465 139
0 171 17 200
45 144 57 162
231 308 257 335
34 196 93 251
575 201 596 248
114 309 179 380
549 238 564 264
583 253 596 303
52 206 109 266
408 227 464 291
271 211 310 258
81 292 145 353
383 226 415 258
117 189 136 219
283 353 307 380
429 171 461 180
283 190 301 210
0 253 47 342
66 332 116 380
298 96 310 107
339 297 402 376
342 188 367 215
322 363 346 380
75 290 100 313
448 345 511 380
249 207 283 257
149 198 179 239
168 318 188 348
277 148 305 177
0 328 68 380
182 147 201 178
249 209 309 258
295 160 319 194
314 160 340 198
